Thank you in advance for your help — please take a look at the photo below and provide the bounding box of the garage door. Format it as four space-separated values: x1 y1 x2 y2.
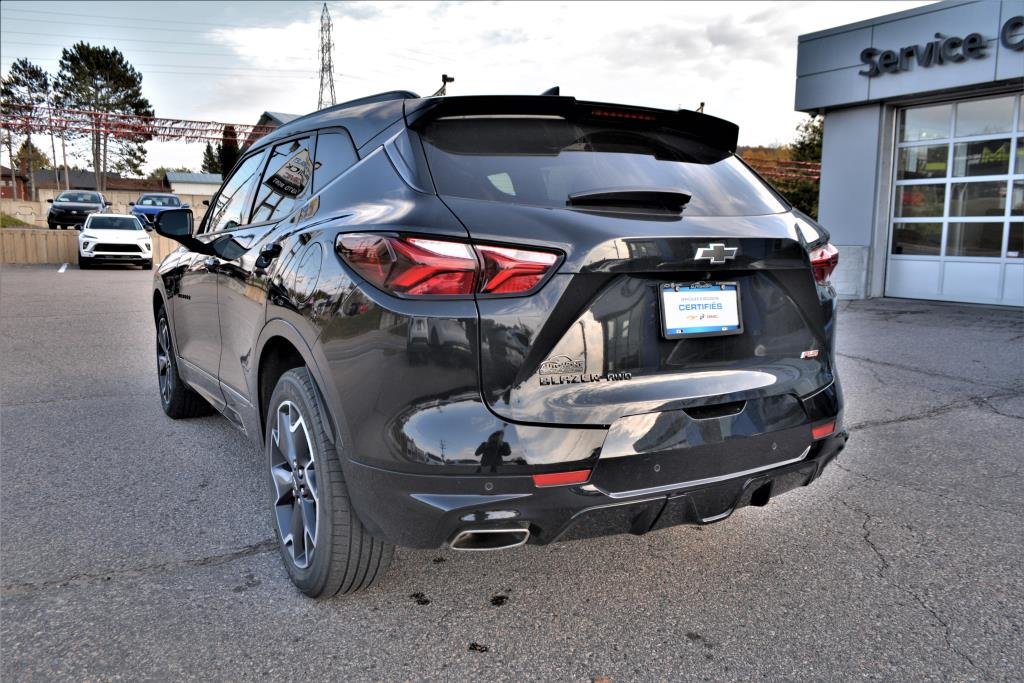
887 94 1023 306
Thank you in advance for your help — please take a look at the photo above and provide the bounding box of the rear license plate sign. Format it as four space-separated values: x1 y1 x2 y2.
659 282 742 339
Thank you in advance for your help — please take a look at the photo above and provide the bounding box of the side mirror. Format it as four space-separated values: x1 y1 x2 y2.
104 201 112 207
154 208 215 256
128 201 135 206
181 203 190 209
202 200 210 207
47 198 54 204
75 224 84 231
154 208 193 239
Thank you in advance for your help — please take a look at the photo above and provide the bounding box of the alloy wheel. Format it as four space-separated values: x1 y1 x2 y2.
270 400 319 569
156 319 172 407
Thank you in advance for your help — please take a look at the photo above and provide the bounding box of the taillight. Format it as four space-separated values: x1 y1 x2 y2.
809 242 839 284
476 245 558 294
336 234 559 297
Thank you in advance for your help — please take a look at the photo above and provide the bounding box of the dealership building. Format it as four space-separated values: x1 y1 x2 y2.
796 0 1023 306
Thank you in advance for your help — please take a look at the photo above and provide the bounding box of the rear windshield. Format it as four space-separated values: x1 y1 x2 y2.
57 191 101 203
89 216 142 230
419 117 788 216
138 195 180 206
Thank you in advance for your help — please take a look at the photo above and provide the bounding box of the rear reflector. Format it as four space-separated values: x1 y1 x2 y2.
809 243 839 284
811 420 836 440
532 469 592 487
337 234 559 297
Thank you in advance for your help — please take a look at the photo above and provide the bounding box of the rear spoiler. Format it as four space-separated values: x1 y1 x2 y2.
404 95 739 153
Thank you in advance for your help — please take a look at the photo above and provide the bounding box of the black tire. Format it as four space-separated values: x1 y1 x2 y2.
142 260 153 270
48 223 57 230
155 307 214 419
77 254 91 269
266 367 393 598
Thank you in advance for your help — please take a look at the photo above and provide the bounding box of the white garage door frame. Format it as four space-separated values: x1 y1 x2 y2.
886 94 1023 307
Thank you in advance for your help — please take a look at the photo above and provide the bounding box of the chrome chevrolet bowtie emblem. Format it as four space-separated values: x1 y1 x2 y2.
694 243 738 264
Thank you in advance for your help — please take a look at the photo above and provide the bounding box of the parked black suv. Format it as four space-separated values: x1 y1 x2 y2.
47 190 110 229
152 92 847 597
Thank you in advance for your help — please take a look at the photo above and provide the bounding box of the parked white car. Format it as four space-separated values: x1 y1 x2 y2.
78 214 154 270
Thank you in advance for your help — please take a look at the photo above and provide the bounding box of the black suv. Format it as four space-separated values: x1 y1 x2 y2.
47 190 111 229
152 92 847 598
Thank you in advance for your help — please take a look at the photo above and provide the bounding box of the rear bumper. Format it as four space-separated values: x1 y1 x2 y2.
345 429 848 549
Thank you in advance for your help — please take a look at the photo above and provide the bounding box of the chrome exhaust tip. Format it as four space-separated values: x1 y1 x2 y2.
449 528 530 551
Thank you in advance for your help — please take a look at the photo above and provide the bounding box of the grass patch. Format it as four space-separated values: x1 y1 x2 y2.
1 212 34 228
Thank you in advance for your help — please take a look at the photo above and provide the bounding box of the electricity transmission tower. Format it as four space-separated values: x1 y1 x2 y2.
318 3 336 109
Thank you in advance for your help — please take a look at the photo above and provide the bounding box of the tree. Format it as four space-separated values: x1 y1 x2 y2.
218 125 239 175
14 139 52 171
110 138 147 177
200 142 220 174
791 116 823 163
52 43 154 191
146 165 193 182
1 58 49 199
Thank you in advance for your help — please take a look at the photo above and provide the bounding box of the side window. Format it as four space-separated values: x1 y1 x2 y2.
312 130 359 194
205 151 267 234
251 137 313 224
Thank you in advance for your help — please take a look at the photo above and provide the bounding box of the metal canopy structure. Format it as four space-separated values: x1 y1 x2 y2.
0 106 277 144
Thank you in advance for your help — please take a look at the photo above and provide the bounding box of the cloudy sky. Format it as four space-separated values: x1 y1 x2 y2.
1 0 931 174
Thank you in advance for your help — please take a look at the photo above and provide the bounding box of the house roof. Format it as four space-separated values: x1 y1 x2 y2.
0 165 27 179
165 171 222 184
257 111 300 128
32 170 164 191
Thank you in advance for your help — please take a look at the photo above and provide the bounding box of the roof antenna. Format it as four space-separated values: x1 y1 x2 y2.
540 86 559 96
696 101 705 113
432 74 454 97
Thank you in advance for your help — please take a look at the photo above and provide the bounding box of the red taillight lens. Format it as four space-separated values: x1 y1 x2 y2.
477 245 559 294
532 469 592 487
809 243 839 284
337 234 558 297
811 420 836 440
337 234 478 296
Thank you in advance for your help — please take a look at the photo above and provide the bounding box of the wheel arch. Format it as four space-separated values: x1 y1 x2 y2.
254 319 338 448
153 288 167 317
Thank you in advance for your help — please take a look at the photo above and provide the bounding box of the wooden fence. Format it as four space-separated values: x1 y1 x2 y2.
0 228 180 265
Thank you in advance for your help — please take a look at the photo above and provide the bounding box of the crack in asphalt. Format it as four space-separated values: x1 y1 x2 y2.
837 497 979 672
1 539 277 597
836 352 1018 391
976 396 1024 422
832 461 1021 519
846 389 1023 433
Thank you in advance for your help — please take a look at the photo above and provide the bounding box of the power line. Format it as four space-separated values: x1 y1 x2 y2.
0 6 284 29
1 40 317 62
0 11 445 63
0 56 321 81
0 13 236 34
0 29 300 50
0 53 320 75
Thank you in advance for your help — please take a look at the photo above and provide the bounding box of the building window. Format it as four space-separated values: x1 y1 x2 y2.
891 94 1023 262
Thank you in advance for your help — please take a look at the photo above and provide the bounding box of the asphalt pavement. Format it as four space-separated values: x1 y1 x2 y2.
1 263 1022 681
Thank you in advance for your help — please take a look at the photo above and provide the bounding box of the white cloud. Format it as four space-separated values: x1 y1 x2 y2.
0 0 934 172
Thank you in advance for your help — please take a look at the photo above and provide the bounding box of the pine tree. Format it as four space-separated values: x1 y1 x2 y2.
791 116 823 162
14 139 52 172
218 125 240 175
1 59 49 198
53 43 154 191
200 142 220 174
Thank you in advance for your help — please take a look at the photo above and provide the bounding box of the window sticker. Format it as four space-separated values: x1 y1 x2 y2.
264 148 313 198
